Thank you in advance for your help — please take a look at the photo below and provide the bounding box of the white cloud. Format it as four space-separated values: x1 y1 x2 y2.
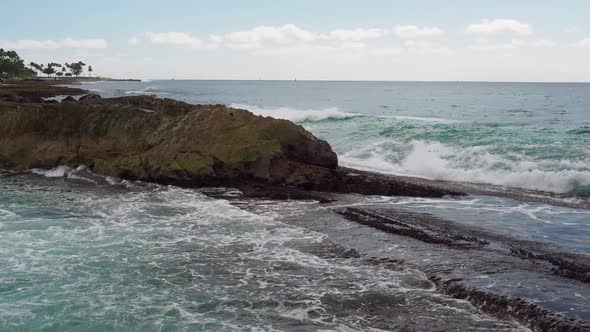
469 38 554 51
394 25 443 38
468 43 517 51
0 38 107 49
404 40 452 55
214 25 390 47
339 41 367 49
530 39 556 47
129 32 217 49
134 24 445 52
213 24 317 48
325 28 388 41
511 38 556 47
366 47 403 56
144 32 210 49
571 38 590 47
467 19 532 36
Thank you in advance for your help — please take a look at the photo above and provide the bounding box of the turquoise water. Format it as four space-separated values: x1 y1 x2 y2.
0 175 525 331
83 80 590 196
2 80 588 331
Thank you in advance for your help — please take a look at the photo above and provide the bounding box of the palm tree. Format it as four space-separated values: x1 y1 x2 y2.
88 65 93 77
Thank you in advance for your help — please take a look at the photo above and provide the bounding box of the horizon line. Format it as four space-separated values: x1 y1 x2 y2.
116 78 590 84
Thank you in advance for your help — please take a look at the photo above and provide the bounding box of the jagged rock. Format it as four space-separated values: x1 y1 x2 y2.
0 95 462 197
61 96 76 102
0 96 336 186
79 93 101 101
1 94 18 102
0 82 87 102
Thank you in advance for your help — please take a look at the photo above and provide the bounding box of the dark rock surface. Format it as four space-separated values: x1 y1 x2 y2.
0 79 87 103
79 93 102 101
334 206 590 331
0 95 460 197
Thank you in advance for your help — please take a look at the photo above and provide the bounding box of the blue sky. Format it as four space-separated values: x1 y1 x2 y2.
2 0 590 81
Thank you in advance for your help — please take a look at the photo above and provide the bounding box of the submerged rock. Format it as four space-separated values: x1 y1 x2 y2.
0 95 461 197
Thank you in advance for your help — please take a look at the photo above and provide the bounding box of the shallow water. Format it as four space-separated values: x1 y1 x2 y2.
7 80 586 330
0 174 527 331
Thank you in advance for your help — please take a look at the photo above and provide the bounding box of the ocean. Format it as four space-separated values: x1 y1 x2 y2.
88 80 590 196
1 80 589 331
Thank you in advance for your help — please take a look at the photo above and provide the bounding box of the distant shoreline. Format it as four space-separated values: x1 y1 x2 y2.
86 78 590 84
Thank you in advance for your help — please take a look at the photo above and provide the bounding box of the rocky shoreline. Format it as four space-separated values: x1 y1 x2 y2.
0 80 463 199
2 79 588 209
2 80 589 331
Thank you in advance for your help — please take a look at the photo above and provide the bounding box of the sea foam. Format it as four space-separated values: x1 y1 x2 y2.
229 103 361 123
340 139 590 195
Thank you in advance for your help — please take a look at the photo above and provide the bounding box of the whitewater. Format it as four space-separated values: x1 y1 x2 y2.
79 80 590 196
2 80 589 331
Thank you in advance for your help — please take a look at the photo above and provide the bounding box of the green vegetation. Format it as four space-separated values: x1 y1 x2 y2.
1 49 95 79
0 49 35 79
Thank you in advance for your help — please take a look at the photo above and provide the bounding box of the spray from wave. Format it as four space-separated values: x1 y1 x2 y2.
31 166 98 184
228 104 590 195
124 86 169 95
229 103 361 123
340 139 590 195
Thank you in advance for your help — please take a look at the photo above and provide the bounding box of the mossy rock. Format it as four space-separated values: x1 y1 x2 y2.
0 96 337 186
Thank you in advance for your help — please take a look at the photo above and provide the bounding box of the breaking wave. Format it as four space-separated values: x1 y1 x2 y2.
124 86 168 95
229 103 361 123
340 139 590 196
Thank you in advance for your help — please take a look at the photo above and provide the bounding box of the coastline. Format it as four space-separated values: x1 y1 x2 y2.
1 79 590 330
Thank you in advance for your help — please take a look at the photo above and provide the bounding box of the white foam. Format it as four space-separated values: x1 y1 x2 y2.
390 115 462 124
229 103 361 123
124 86 167 95
340 139 590 194
32 165 72 177
79 81 103 85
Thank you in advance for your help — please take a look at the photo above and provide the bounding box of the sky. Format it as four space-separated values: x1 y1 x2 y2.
2 0 590 81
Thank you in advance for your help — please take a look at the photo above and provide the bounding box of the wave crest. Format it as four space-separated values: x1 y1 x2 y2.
229 103 361 123
124 86 169 95
340 140 590 195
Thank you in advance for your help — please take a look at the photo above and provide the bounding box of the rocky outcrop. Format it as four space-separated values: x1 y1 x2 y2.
79 93 101 101
0 95 463 197
0 95 334 182
0 80 87 103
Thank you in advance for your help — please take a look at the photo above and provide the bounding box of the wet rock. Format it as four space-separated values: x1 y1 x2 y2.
79 93 101 101
0 96 336 189
337 207 488 248
0 82 87 102
0 94 465 198
337 205 590 330
431 277 590 332
61 96 76 102
1 93 18 102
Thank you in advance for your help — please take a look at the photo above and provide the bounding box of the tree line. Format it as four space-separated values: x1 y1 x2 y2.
29 61 93 78
0 48 94 79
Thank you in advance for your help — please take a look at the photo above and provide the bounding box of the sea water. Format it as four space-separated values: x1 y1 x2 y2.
1 80 590 331
87 80 590 196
